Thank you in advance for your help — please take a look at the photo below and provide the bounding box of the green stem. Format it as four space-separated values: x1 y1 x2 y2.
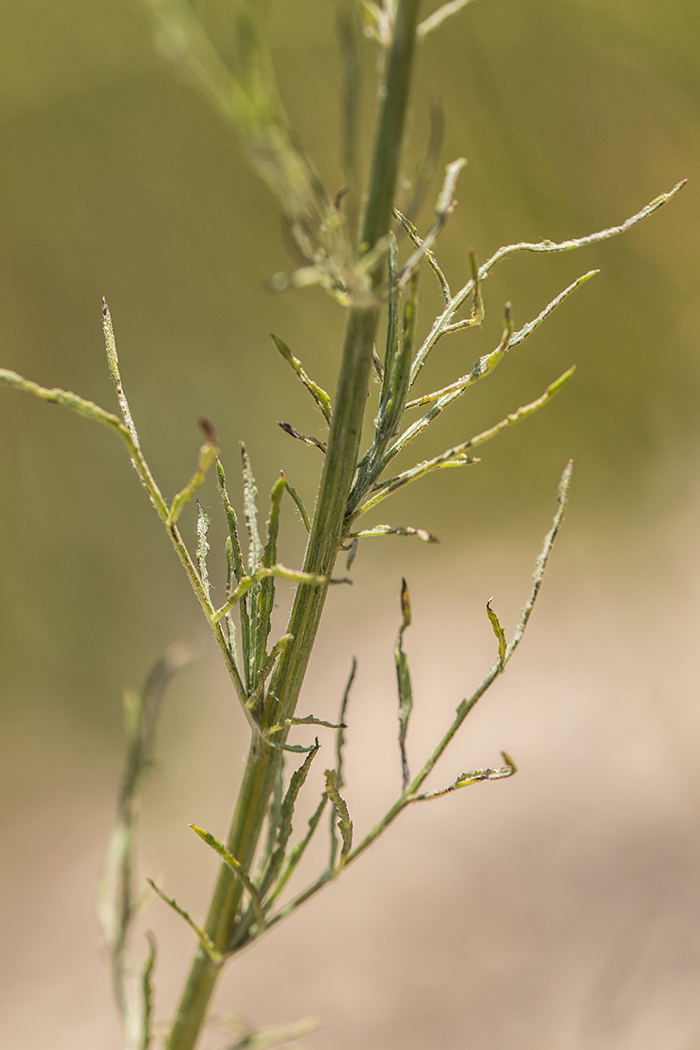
164 4 422 1048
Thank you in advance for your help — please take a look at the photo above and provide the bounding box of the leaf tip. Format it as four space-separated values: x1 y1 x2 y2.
198 415 218 446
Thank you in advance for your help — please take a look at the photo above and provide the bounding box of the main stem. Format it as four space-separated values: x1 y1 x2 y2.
165 4 421 1047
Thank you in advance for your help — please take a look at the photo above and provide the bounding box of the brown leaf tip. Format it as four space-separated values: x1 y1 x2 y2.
198 415 218 445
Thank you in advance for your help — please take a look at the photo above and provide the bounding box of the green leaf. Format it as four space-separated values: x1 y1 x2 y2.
265 794 329 911
282 476 310 532
258 741 321 898
336 658 357 791
265 715 345 738
216 458 246 583
254 476 287 684
411 752 517 801
217 457 250 682
348 523 438 543
140 931 157 1050
257 758 286 889
325 768 353 871
246 634 293 713
417 0 478 38
189 826 266 933
272 335 332 425
356 367 575 519
169 435 218 525
486 598 507 671
147 879 221 964
395 579 413 788
221 1015 318 1050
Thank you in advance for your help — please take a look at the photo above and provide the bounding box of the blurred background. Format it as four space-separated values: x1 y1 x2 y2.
1 1 700 1047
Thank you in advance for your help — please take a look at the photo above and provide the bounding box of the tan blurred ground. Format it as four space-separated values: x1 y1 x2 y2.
1 1 700 1047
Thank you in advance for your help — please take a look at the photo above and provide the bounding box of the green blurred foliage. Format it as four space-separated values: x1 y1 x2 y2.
0 0 698 733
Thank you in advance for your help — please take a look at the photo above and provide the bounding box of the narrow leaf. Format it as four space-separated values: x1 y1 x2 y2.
418 0 478 37
400 97 445 229
140 932 157 1050
395 579 414 788
102 298 140 448
272 335 332 425
212 565 331 623
283 476 310 532
486 598 507 670
246 634 293 712
251 476 287 688
257 758 286 888
169 432 218 525
217 457 251 684
189 826 267 932
411 752 517 801
356 367 575 519
265 794 329 910
196 500 211 602
506 460 572 659
348 524 438 543
325 769 353 870
241 445 262 572
146 879 221 963
216 458 246 582
336 657 357 790
265 715 345 738
223 1016 319 1050
394 207 450 303
278 421 327 453
258 741 321 898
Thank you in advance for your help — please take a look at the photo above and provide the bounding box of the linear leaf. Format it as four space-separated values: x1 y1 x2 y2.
241 445 262 573
0 368 169 521
395 579 414 788
348 524 438 543
147 879 221 964
400 267 593 441
409 182 685 387
251 476 287 688
411 752 517 801
336 658 357 791
217 457 250 683
212 565 332 623
283 476 310 532
246 634 293 712
272 335 332 424
506 460 573 659
396 158 466 291
140 932 157 1050
222 1016 319 1050
258 741 321 899
97 646 190 1018
102 298 140 448
486 598 507 670
216 458 246 582
325 769 353 871
278 421 327 453
356 367 575 518
264 794 329 912
169 433 218 524
189 826 266 932
257 759 286 889
417 0 478 37
265 715 345 738
196 500 211 602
